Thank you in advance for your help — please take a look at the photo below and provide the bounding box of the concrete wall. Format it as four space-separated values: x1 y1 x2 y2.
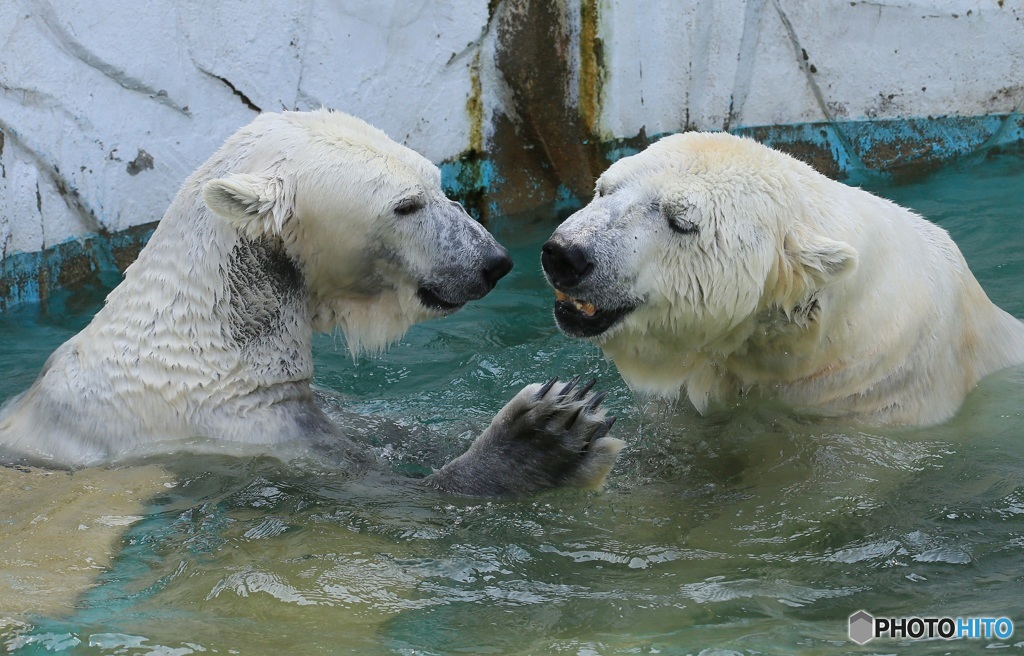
1 0 1023 307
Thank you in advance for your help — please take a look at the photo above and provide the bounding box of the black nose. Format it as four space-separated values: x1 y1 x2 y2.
541 240 593 288
482 249 514 289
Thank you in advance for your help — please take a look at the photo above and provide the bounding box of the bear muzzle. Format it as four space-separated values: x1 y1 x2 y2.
416 246 513 313
541 239 638 338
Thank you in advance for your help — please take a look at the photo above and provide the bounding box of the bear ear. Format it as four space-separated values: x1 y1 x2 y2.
785 227 858 291
203 173 295 239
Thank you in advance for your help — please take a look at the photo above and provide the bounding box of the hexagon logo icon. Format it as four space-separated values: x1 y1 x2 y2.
849 610 875 645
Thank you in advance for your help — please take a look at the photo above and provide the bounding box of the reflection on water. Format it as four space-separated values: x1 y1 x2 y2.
1 153 1023 654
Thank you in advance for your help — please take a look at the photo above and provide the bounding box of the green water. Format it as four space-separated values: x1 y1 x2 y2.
2 152 1024 654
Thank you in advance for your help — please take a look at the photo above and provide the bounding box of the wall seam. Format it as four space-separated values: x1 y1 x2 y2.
726 0 767 133
770 0 866 171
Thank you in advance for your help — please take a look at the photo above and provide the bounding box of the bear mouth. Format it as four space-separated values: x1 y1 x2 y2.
552 289 636 337
416 285 465 313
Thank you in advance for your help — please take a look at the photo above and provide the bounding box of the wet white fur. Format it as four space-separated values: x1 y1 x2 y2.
0 110 495 465
554 132 1024 425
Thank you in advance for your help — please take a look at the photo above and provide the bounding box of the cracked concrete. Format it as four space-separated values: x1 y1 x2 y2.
0 0 1022 307
34 0 191 117
0 116 104 243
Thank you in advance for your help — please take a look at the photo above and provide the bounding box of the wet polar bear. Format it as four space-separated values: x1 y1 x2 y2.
542 131 1024 426
0 109 621 496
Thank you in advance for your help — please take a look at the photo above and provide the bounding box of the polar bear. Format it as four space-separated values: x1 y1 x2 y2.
0 109 621 495
541 131 1024 426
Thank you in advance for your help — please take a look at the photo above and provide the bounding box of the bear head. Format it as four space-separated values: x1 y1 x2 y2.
202 109 512 355
542 131 857 399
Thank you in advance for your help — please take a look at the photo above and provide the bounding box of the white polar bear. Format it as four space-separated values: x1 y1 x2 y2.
541 131 1024 426
0 109 621 495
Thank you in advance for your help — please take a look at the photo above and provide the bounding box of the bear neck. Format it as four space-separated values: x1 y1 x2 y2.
224 234 312 377
86 184 316 405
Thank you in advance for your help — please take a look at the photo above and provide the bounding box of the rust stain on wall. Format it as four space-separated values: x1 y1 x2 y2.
743 126 843 179
578 0 604 140
466 51 484 155
0 222 156 312
858 138 931 171
489 0 607 216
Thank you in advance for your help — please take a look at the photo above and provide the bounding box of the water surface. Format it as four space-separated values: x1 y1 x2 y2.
1 152 1023 654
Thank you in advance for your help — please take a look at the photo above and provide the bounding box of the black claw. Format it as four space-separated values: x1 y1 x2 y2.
565 405 584 430
535 376 558 400
585 390 608 412
559 375 582 397
571 378 597 402
590 415 617 442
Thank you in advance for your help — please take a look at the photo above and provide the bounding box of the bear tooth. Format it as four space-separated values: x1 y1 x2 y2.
555 290 568 302
580 302 597 317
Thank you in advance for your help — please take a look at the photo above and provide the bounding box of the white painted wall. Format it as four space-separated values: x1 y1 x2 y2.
1 0 1022 260
0 0 488 258
598 0 1024 136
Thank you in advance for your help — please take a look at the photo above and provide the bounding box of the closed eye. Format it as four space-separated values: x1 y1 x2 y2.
657 201 700 235
395 197 425 216
668 216 699 235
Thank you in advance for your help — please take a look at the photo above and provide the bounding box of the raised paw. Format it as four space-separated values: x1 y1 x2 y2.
424 376 624 497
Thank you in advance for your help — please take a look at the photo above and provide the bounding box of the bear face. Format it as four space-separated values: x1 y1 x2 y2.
543 131 1024 424
542 132 857 401
203 110 511 356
